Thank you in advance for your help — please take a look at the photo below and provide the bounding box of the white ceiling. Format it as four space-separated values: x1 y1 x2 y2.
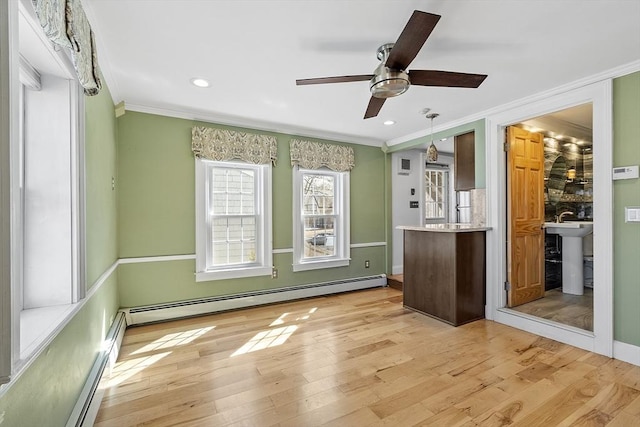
82 0 640 147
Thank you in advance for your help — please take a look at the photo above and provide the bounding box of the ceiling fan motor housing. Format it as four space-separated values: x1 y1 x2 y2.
370 67 410 98
370 43 410 98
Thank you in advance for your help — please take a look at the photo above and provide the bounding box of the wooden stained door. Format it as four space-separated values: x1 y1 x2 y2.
506 126 545 307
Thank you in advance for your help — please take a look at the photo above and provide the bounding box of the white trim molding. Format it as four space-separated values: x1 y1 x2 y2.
350 242 386 248
613 340 640 367
387 60 640 148
118 254 196 264
0 0 18 386
125 103 382 148
122 274 387 326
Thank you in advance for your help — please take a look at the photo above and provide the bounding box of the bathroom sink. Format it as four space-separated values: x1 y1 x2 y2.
544 221 593 238
544 221 593 295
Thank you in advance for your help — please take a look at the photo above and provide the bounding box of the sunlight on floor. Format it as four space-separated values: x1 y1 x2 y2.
106 351 172 387
270 313 289 326
231 325 298 357
232 307 318 357
131 326 215 355
101 326 216 387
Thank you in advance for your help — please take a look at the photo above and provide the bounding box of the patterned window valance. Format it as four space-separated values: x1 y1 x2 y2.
191 126 278 165
32 0 102 95
290 139 355 172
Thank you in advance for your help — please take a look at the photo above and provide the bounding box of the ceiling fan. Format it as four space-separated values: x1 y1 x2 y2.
296 10 488 119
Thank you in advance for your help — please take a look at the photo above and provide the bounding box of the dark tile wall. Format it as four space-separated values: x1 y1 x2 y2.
543 140 593 290
544 141 593 222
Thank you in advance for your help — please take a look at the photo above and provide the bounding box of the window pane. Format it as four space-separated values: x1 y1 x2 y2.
212 242 229 265
210 166 255 215
425 169 448 220
241 170 254 193
243 241 256 263
212 218 228 242
241 194 254 215
303 216 336 258
302 174 334 215
242 217 256 241
228 217 242 241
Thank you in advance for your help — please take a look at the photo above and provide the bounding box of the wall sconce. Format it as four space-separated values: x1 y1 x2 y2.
567 166 577 180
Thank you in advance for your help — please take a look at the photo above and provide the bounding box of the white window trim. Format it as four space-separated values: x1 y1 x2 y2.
195 159 272 282
292 166 350 272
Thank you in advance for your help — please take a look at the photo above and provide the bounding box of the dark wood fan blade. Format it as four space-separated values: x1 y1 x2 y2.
409 70 488 87
364 97 386 119
296 75 374 85
385 11 441 70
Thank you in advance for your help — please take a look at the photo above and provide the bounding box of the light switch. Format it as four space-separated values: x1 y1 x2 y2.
625 207 640 222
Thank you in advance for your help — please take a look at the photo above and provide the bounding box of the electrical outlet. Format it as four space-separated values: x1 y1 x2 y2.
272 268 278 279
111 176 115 191
365 260 370 268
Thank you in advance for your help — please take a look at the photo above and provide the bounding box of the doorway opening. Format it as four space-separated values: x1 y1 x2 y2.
486 81 613 356
506 104 594 332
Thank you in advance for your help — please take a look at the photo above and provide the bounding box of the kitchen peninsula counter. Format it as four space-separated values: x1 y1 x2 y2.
398 224 489 326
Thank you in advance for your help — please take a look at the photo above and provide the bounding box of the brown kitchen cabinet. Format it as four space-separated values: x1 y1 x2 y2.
401 225 487 326
454 131 475 191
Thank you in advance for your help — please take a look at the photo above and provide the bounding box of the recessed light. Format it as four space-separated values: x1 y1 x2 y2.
190 78 210 88
383 120 395 126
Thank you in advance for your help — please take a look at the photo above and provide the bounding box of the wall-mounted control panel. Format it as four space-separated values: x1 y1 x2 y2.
612 165 639 180
625 207 640 223
409 201 419 208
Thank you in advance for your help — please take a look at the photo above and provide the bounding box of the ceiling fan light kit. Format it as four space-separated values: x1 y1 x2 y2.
295 10 488 120
369 43 410 99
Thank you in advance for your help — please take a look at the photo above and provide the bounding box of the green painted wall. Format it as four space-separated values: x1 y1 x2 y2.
0 85 120 424
117 111 387 307
383 119 486 188
0 274 118 426
613 72 640 346
86 85 119 286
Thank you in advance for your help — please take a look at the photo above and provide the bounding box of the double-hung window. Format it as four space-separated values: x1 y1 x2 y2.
424 167 449 224
195 160 272 281
293 167 349 271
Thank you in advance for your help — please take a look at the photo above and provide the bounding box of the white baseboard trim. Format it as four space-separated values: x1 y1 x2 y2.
613 340 640 366
66 311 127 427
122 274 387 325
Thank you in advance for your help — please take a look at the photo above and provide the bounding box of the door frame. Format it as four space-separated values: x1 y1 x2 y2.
485 80 613 356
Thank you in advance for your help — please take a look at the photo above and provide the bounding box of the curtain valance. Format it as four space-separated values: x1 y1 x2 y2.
32 0 102 95
289 139 355 172
191 126 278 165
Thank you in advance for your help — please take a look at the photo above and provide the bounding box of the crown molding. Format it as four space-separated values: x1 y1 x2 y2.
124 103 384 148
386 60 640 147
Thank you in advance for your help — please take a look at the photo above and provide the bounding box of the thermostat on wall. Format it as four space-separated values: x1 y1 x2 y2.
612 165 639 180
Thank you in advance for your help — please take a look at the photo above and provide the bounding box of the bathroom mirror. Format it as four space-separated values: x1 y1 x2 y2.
547 155 567 205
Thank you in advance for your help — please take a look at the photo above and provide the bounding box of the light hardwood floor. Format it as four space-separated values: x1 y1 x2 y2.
95 288 640 426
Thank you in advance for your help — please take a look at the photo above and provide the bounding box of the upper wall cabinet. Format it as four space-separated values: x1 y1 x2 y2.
454 131 475 191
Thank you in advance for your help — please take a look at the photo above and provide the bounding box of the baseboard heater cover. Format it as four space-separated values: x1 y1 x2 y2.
123 274 387 325
66 311 128 427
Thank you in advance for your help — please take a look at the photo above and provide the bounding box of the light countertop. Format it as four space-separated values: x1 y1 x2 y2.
397 224 491 233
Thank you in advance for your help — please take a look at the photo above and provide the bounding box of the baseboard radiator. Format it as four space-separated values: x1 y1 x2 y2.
122 274 387 326
66 310 128 427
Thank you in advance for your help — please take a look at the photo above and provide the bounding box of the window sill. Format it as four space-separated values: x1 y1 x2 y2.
195 266 272 282
20 304 76 359
293 258 350 272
